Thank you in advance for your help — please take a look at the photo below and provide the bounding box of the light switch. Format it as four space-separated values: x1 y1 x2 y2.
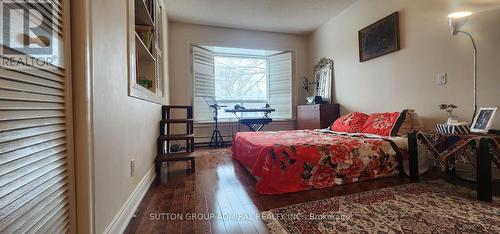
437 73 447 85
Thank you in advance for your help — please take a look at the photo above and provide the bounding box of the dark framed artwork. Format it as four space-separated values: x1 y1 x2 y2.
358 12 400 62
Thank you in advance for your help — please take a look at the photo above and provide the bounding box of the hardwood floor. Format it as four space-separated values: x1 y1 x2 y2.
124 147 499 234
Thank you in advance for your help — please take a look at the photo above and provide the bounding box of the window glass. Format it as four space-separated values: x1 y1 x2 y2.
214 56 268 119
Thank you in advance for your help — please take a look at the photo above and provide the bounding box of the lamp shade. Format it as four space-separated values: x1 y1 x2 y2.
448 12 472 35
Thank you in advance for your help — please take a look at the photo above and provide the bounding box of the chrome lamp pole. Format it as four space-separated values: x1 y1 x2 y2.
448 11 477 123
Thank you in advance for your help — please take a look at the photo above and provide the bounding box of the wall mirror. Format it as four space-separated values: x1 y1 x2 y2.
314 58 334 103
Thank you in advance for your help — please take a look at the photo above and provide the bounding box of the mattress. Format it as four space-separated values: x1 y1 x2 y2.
232 129 430 195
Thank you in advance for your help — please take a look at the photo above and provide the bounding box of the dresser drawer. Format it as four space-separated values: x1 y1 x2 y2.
297 123 321 130
297 110 319 121
297 104 320 112
296 104 340 130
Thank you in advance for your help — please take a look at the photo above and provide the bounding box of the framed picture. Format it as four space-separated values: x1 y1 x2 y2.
358 12 400 62
313 58 334 103
470 107 498 133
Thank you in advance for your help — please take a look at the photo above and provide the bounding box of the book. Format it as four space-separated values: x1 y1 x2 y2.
137 78 153 89
142 32 153 51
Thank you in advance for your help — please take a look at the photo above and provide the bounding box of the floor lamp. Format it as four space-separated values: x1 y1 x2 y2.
448 11 477 123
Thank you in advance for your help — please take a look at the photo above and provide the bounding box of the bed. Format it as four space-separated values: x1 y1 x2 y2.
232 110 436 194
232 129 428 194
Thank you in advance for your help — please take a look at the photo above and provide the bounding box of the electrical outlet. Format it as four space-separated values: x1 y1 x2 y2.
130 159 135 178
437 73 447 85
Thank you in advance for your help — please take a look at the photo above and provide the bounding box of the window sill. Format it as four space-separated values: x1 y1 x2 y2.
194 118 295 126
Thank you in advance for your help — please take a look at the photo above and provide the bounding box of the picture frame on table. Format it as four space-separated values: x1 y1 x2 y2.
470 107 498 133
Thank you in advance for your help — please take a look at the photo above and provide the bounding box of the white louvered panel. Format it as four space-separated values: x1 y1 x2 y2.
47 216 69 234
33 204 68 234
0 162 67 207
0 68 64 89
0 110 64 121
9 0 63 36
0 152 66 187
153 0 163 96
5 194 67 233
0 165 66 205
27 1 63 25
0 78 63 96
21 198 68 234
0 0 71 232
0 182 67 231
3 65 65 82
0 124 65 142
2 6 65 69
268 52 292 119
0 118 65 132
154 46 161 94
1 180 67 233
0 101 64 110
0 89 64 103
0 145 65 175
0 131 65 154
0 137 64 164
193 46 215 121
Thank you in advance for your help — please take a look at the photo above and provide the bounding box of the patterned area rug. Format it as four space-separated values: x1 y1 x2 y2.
261 181 499 233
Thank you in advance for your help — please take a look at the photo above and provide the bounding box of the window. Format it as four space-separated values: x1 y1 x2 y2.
193 46 292 121
215 56 267 119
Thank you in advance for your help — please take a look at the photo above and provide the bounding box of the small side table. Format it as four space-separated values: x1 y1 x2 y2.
408 131 499 202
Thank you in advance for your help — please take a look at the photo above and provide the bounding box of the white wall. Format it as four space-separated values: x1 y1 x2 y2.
87 0 169 232
168 22 310 141
308 0 500 129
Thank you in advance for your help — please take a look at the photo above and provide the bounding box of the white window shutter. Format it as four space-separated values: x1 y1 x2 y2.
192 46 215 121
268 52 292 119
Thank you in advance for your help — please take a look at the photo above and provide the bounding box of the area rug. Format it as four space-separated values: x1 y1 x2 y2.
261 181 499 233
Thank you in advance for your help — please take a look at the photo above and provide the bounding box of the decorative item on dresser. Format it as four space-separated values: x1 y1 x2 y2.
156 105 195 177
297 104 340 129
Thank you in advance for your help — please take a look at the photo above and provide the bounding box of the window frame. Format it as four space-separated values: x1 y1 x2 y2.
191 45 295 122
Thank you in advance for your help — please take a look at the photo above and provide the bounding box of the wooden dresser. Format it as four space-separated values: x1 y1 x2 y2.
297 104 340 129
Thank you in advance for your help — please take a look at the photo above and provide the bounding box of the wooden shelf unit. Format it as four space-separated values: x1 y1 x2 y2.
156 106 196 176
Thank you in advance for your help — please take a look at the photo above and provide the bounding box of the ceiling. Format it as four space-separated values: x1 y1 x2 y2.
165 0 356 35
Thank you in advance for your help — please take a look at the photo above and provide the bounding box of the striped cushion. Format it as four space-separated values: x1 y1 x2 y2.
436 124 470 134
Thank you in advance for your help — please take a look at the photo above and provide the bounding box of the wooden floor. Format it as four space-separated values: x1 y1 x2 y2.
124 147 499 234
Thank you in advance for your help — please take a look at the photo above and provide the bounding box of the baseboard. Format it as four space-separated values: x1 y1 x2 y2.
104 166 156 234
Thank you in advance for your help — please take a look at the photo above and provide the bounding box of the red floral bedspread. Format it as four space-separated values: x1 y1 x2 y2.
232 130 408 194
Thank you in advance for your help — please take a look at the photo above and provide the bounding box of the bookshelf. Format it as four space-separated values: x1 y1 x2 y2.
128 0 166 104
